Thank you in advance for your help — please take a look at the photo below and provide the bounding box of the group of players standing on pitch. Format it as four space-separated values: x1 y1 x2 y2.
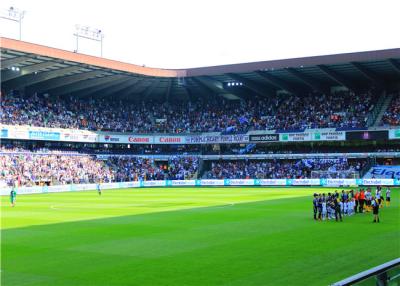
313 186 391 223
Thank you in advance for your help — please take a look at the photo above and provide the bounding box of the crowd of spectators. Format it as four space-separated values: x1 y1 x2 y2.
204 159 366 179
0 150 198 186
381 94 400 126
1 90 377 133
271 91 377 130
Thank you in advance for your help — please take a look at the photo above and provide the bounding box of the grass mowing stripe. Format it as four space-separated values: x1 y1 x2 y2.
1 187 399 286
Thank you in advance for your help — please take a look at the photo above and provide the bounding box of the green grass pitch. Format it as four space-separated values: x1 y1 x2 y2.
1 187 399 286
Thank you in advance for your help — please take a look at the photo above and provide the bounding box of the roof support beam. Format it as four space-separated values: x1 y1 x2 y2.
388 59 400 74
3 65 82 91
255 71 302 95
46 74 129 96
317 65 357 91
113 79 143 99
27 70 105 93
140 80 160 101
70 77 130 98
193 76 242 99
82 77 137 99
165 78 172 102
351 62 385 88
1 61 56 82
286 68 330 94
1 56 30 69
227 73 276 97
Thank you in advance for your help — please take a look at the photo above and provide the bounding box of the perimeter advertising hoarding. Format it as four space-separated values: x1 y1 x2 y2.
361 178 395 186
363 165 400 179
290 179 321 186
389 129 400 140
249 134 279 142
345 130 388 141
1 129 8 138
99 134 153 144
1 179 398 196
224 179 255 186
184 134 250 144
257 179 287 186
325 179 357 186
28 131 61 141
279 131 345 142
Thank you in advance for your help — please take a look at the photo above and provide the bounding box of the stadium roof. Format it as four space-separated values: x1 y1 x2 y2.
1 37 400 101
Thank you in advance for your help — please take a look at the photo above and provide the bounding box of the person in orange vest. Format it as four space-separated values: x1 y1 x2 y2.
359 189 365 213
354 191 359 213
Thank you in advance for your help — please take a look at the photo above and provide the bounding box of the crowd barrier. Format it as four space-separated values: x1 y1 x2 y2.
1 178 399 196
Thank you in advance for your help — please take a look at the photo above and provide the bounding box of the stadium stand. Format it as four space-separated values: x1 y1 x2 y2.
0 148 198 186
1 90 379 133
381 93 400 126
203 159 366 179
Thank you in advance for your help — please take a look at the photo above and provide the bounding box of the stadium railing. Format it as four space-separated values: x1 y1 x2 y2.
331 258 400 286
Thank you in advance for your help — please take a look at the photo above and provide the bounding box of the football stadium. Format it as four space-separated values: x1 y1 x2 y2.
1 2 400 286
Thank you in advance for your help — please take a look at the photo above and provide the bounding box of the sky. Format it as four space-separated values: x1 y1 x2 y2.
0 0 399 69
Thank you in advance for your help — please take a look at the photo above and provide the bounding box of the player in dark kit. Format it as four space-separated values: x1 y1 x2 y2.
371 196 380 223
333 198 342 222
313 194 318 220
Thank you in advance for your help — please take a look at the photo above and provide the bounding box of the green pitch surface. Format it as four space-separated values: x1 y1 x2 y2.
1 187 399 286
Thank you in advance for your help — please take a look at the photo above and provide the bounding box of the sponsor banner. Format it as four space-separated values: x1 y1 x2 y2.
47 185 71 193
363 165 400 179
225 179 255 186
184 134 249 144
280 131 345 142
99 135 153 144
395 179 400 186
28 130 60 141
389 129 400 140
61 132 97 143
249 134 279 142
154 136 185 144
361 179 394 186
258 179 287 186
1 129 8 138
171 180 196 186
313 131 345 141
100 134 122 143
120 181 141 188
324 179 357 186
16 186 43 195
200 179 225 186
73 184 97 191
290 179 320 186
142 180 166 187
280 133 312 142
346 130 388 141
100 183 120 189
